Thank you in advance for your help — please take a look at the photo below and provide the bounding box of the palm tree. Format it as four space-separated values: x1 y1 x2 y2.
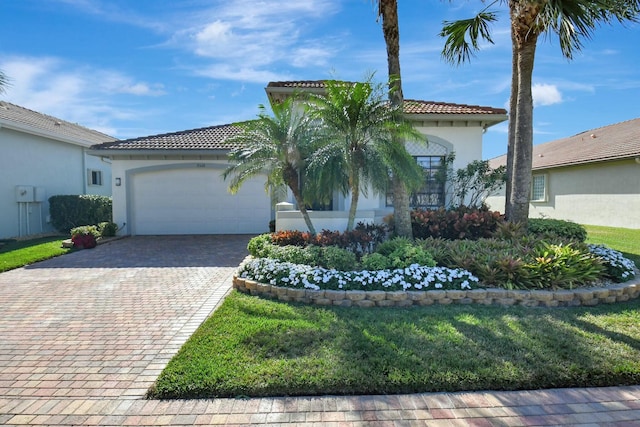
222 96 318 234
0 69 9 94
307 78 425 231
376 0 415 239
441 0 640 226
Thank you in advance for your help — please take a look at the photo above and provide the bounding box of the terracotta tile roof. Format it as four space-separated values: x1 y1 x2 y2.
93 81 507 153
489 118 640 169
0 101 115 145
267 80 337 89
91 124 243 151
267 81 507 116
403 99 506 115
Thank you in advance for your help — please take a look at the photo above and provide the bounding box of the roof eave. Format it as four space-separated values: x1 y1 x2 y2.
405 113 508 128
87 148 232 158
533 153 640 171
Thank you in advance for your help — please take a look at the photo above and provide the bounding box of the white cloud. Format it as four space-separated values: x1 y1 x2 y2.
169 0 339 81
194 64 291 84
532 83 563 106
0 56 164 137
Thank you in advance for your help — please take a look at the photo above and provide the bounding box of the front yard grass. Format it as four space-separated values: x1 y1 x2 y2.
0 236 70 272
148 224 640 399
149 292 640 399
584 225 640 268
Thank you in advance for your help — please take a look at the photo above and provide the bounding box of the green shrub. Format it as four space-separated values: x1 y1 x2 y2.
70 225 100 249
527 218 587 242
375 236 413 256
49 195 112 233
247 234 273 258
361 253 391 270
387 245 436 269
268 245 316 266
70 225 100 238
316 245 357 271
98 221 117 237
361 237 436 270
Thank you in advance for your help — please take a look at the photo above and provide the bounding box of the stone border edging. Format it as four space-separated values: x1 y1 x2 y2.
233 276 640 308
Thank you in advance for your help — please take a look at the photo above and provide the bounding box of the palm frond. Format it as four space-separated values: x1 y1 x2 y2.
540 0 640 59
440 10 498 66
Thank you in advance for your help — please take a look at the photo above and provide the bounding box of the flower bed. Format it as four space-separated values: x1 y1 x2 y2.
237 257 478 292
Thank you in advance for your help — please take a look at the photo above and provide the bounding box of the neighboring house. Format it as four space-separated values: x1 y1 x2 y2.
485 118 640 229
89 81 507 236
0 101 115 239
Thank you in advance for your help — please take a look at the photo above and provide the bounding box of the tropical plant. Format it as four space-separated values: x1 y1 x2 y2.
306 77 424 231
439 155 507 209
223 96 318 234
0 69 8 94
375 0 414 239
440 0 640 226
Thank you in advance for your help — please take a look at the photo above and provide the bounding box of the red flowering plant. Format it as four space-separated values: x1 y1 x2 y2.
70 225 99 249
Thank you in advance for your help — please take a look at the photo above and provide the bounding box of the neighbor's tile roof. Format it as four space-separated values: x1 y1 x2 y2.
0 101 115 145
267 81 507 116
489 117 640 169
91 124 243 151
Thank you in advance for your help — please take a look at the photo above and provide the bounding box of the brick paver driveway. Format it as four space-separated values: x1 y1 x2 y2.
0 235 251 401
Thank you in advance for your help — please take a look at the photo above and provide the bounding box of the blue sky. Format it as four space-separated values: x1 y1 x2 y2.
1 0 639 160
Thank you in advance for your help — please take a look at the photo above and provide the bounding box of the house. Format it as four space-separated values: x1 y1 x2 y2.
0 101 115 239
89 81 507 235
485 118 640 229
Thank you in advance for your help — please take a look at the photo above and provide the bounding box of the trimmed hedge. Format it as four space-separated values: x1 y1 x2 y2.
49 195 112 233
528 218 587 242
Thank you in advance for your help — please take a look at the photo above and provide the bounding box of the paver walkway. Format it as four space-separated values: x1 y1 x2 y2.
1 235 639 426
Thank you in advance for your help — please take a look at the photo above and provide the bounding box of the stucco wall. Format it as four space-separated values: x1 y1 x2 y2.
485 159 640 229
0 127 112 238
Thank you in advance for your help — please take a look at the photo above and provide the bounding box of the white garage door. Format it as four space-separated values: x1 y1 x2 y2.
131 167 271 235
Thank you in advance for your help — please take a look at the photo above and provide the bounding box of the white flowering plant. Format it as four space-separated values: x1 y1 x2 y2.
588 244 637 282
237 257 480 291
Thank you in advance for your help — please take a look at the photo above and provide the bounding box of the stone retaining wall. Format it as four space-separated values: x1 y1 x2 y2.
233 276 640 308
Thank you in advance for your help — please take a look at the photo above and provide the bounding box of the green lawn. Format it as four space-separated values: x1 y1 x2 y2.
149 224 640 399
0 236 70 272
584 224 640 268
149 291 640 399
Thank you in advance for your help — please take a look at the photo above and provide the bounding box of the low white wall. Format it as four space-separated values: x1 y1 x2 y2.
276 209 392 232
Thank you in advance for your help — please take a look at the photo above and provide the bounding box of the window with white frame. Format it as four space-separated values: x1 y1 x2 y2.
531 174 547 202
88 169 103 186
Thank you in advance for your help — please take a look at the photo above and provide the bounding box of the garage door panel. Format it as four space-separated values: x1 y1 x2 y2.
131 168 270 235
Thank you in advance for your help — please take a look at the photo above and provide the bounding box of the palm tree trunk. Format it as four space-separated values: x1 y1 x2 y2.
506 34 538 227
505 30 518 221
284 166 317 234
347 170 360 231
379 0 413 239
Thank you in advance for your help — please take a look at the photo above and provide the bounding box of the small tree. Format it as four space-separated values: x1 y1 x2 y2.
438 155 506 209
306 77 425 231
223 96 318 234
